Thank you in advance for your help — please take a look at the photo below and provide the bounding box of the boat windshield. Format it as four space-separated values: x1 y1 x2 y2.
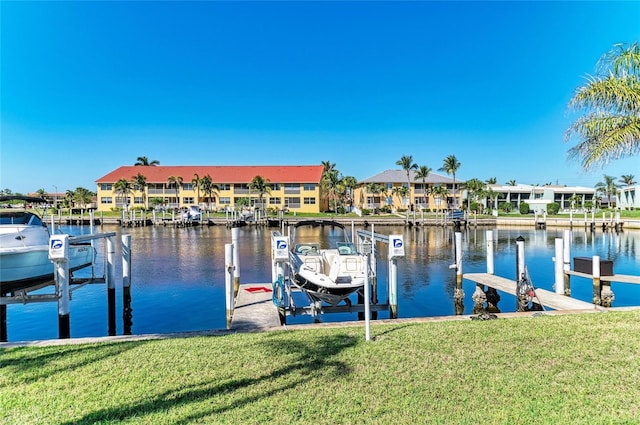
0 212 44 226
294 243 320 255
336 242 357 255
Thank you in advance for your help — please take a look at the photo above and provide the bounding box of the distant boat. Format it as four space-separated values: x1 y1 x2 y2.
0 196 94 294
288 220 368 306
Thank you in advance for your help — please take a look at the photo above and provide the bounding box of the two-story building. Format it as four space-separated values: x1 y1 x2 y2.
355 169 461 211
95 165 326 213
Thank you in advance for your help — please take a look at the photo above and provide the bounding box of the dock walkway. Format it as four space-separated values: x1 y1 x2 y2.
230 283 281 330
463 273 606 311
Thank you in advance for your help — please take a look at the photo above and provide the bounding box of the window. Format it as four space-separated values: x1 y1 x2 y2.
100 184 112 191
304 197 316 205
183 197 194 204
101 197 113 204
285 197 301 208
148 184 164 195
134 197 144 204
183 183 194 191
270 183 281 191
219 184 231 191
303 183 315 191
234 184 249 194
284 183 300 194
269 197 282 205
219 197 231 205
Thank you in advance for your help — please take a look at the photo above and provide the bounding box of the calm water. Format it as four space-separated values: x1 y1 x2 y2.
4 223 639 342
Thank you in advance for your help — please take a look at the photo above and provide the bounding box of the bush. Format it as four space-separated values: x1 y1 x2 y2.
547 203 560 215
519 202 530 214
499 202 513 213
361 208 370 216
469 201 482 213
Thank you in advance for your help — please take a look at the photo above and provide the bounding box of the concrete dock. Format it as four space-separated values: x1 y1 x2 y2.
230 283 281 330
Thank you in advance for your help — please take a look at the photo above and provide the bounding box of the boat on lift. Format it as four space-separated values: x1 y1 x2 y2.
288 220 368 306
0 196 94 294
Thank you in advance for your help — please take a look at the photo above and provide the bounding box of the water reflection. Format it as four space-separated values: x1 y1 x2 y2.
3 223 639 342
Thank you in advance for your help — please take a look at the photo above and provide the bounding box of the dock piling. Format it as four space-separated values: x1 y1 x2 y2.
225 243 235 329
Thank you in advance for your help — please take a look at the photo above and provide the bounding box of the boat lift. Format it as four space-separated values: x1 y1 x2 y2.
1 231 132 341
269 224 405 325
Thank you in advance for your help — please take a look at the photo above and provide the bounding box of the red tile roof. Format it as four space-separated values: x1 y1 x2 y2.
96 165 325 184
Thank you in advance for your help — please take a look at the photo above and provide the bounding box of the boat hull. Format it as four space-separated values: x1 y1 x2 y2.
0 244 94 294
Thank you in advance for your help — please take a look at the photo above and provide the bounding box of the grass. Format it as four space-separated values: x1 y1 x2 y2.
2 310 640 424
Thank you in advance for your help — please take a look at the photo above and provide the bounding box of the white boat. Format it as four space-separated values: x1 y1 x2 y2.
0 196 94 294
288 220 368 306
181 205 202 221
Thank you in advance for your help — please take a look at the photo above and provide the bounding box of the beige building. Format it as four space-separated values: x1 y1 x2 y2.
354 169 461 212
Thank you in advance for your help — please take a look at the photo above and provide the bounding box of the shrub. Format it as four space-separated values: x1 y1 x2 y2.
547 203 560 215
519 202 530 214
499 202 513 213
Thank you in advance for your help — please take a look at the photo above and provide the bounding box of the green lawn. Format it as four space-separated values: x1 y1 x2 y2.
2 310 640 424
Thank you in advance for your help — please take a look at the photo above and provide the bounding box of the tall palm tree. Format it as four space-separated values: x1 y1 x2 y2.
620 174 636 185
73 187 95 209
249 175 271 210
485 177 497 184
595 174 621 208
167 175 183 208
565 42 640 170
464 178 487 211
191 173 202 207
134 156 160 166
113 178 133 208
132 172 148 209
439 154 461 208
321 169 342 212
396 155 417 207
321 160 336 174
414 165 432 208
200 174 219 210
341 175 358 211
507 180 517 186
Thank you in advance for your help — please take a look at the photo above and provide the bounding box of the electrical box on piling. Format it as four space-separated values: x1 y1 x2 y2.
272 236 289 262
388 235 405 258
48 234 69 262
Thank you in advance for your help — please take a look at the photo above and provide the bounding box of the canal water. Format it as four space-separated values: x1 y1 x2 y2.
4 223 639 342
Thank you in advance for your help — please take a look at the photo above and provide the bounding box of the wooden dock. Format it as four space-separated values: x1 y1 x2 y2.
565 270 640 285
463 273 606 311
230 283 281 330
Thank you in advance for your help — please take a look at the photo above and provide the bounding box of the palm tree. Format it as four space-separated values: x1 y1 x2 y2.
191 173 202 207
396 155 417 207
464 178 487 211
321 160 336 174
430 185 449 212
365 182 384 210
132 172 148 209
134 156 160 166
167 175 183 208
595 174 621 208
249 175 271 210
414 165 432 208
507 180 517 186
113 178 133 209
341 176 358 211
200 174 219 210
73 187 95 209
439 154 461 209
391 186 408 209
321 169 342 212
620 174 636 185
565 42 640 170
485 177 497 184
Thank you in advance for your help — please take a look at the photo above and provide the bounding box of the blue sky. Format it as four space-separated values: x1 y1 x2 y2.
2 1 639 194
